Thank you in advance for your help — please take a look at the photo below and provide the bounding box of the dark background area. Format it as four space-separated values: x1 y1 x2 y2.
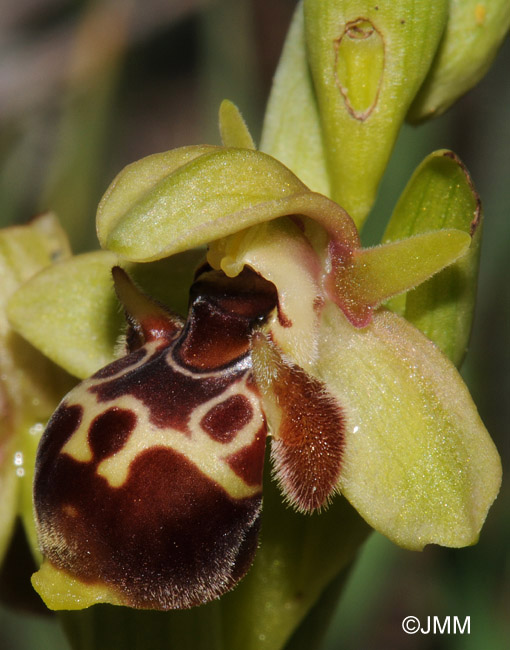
0 1 508 648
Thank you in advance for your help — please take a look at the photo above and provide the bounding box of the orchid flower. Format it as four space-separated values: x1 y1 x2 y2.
0 2 505 648
4 102 500 614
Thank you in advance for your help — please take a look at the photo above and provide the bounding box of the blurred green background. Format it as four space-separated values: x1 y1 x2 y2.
0 1 508 649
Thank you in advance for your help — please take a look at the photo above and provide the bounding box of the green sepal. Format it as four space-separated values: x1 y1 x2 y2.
7 251 120 380
408 0 510 122
260 2 330 197
317 302 501 550
219 100 255 150
96 145 218 252
382 150 482 365
303 0 449 227
7 249 204 379
97 147 360 263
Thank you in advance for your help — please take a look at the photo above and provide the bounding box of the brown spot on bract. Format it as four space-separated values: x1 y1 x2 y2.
201 394 254 443
35 446 261 609
88 407 137 462
227 425 267 486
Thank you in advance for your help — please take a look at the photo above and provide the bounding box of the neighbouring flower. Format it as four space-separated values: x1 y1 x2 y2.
0 213 75 570
6 106 501 612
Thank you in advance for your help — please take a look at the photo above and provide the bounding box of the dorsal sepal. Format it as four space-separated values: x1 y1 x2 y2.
112 266 184 349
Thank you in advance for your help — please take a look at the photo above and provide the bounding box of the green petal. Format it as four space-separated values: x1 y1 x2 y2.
304 0 448 226
7 249 204 379
98 147 360 263
219 100 255 149
408 0 510 122
331 228 470 327
351 230 470 301
383 150 482 365
260 2 330 196
317 302 501 550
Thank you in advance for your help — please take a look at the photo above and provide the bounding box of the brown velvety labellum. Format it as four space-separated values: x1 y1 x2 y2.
35 444 261 609
33 267 277 609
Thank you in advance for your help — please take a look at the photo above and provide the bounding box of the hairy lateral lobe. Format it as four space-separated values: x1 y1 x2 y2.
251 332 345 513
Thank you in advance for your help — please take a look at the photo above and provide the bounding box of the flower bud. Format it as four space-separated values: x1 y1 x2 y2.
408 0 510 122
303 0 449 226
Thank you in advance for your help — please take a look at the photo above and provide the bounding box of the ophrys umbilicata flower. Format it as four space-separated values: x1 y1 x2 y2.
6 105 501 612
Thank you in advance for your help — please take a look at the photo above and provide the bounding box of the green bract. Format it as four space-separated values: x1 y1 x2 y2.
260 3 329 197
